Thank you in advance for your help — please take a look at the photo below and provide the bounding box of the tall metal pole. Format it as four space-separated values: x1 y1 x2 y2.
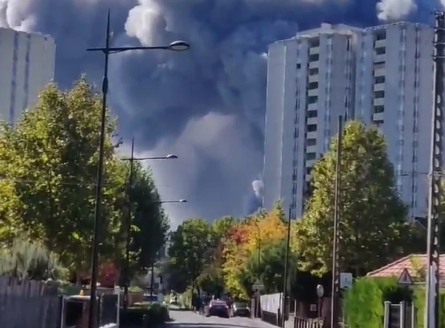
88 10 111 328
425 11 444 328
331 116 343 328
123 138 135 311
150 255 156 297
282 205 292 328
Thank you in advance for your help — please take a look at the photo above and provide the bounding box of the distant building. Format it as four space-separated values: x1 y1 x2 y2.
263 21 437 220
0 28 55 125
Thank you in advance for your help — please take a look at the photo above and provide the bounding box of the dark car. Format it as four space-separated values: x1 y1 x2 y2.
231 302 250 317
206 300 230 318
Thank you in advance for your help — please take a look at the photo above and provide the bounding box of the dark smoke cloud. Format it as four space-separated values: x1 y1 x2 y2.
0 0 439 226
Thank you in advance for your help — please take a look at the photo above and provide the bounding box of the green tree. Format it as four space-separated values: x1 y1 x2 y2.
245 239 298 294
0 79 167 278
294 121 412 275
129 163 170 274
168 218 213 293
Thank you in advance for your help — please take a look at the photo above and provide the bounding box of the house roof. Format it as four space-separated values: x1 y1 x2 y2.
367 254 445 279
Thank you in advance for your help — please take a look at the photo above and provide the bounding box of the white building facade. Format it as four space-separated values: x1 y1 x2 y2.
354 22 435 219
263 23 359 218
0 28 55 125
263 21 436 220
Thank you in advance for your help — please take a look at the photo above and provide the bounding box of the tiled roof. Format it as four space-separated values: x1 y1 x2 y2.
367 254 445 279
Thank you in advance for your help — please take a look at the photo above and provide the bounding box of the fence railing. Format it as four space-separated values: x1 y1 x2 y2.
0 276 61 328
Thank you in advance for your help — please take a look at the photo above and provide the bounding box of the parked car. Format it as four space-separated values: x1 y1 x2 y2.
231 302 250 317
205 300 230 318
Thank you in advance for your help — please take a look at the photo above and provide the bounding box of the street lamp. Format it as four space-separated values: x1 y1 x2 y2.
122 138 179 310
316 285 324 322
86 10 189 327
282 205 292 328
331 115 343 328
148 199 187 297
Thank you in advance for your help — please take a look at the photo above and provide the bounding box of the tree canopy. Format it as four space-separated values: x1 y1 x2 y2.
0 79 168 280
293 121 412 275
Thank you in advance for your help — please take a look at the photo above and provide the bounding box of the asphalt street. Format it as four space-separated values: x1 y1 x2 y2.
168 310 276 328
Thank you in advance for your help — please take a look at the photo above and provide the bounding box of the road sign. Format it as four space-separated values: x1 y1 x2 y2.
252 280 264 291
397 268 413 285
340 272 353 289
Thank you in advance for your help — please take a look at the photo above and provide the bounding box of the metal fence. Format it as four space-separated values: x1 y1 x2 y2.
0 276 61 328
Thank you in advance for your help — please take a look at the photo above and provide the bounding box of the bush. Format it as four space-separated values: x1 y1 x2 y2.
343 277 413 328
413 288 445 328
144 303 170 325
129 286 144 293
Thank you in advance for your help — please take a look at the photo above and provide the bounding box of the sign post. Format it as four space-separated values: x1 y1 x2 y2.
340 272 353 289
397 268 414 286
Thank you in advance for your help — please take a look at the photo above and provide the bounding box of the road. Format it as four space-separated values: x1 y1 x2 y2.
168 310 276 328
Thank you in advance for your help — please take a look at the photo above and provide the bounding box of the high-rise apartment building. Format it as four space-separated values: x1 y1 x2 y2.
0 28 55 125
263 21 435 220
354 22 435 219
263 23 360 218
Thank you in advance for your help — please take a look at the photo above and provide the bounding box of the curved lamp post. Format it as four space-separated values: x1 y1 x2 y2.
121 138 182 310
86 10 189 326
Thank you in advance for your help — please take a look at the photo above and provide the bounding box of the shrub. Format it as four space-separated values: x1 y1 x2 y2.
129 286 144 293
413 288 445 328
343 277 413 328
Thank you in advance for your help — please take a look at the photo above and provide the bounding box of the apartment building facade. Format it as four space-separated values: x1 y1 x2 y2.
0 28 55 125
263 21 436 219
354 22 435 219
263 23 359 218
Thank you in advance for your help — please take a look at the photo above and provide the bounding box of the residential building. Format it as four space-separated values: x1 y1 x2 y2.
263 23 359 218
354 22 435 219
263 21 436 220
0 28 55 125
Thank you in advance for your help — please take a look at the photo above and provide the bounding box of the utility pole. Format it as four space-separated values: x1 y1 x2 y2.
425 10 444 328
150 253 157 297
123 138 135 311
282 205 292 328
331 115 343 328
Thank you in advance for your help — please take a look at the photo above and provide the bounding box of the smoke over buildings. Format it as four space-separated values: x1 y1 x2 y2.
0 0 439 226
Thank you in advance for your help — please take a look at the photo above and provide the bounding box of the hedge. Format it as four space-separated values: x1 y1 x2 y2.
343 277 413 328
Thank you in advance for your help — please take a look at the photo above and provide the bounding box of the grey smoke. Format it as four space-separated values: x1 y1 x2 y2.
0 0 439 227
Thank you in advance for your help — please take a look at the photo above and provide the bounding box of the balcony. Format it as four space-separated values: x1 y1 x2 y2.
373 83 385 91
308 89 318 97
373 98 384 106
309 61 319 69
375 39 386 48
309 47 320 55
374 54 385 63
374 68 385 76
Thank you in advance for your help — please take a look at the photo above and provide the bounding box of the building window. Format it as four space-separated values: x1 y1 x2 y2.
306 152 317 160
307 124 317 132
309 54 319 62
375 47 385 55
374 105 384 113
307 138 316 146
375 76 385 84
308 82 318 90
375 31 386 40
374 91 385 99
307 110 317 118
308 96 318 104
309 39 320 47
309 68 318 75
374 119 384 127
